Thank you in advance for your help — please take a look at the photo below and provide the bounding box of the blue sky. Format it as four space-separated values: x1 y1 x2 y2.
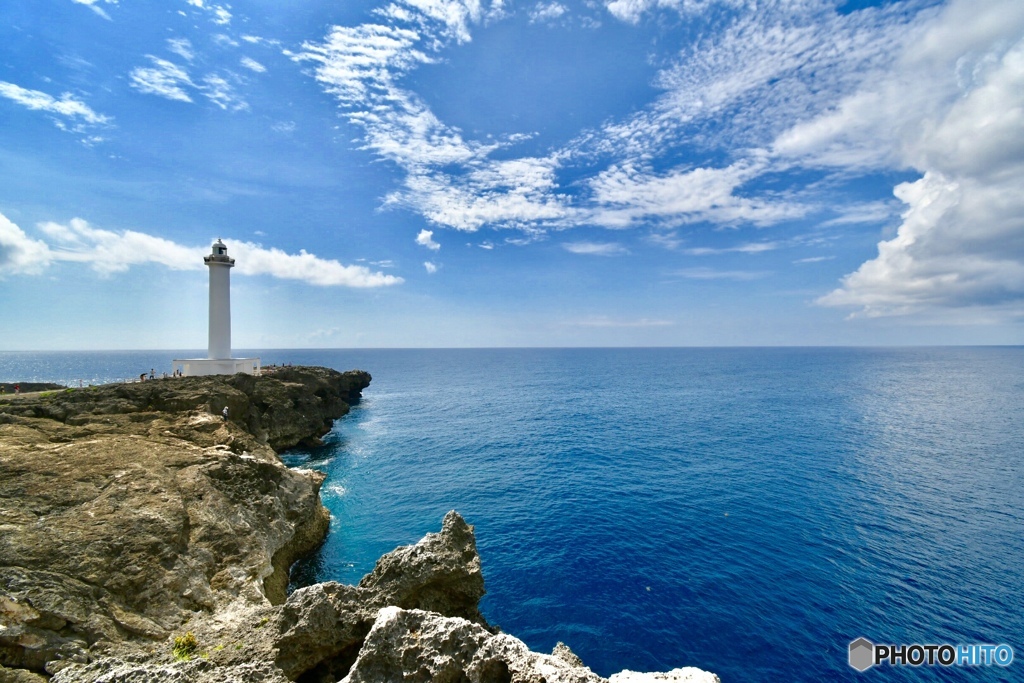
1 0 1023 349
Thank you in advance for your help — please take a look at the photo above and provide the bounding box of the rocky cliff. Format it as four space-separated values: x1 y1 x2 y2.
0 368 719 683
0 368 369 678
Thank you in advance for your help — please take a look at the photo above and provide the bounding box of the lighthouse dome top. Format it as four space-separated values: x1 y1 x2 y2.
204 238 235 267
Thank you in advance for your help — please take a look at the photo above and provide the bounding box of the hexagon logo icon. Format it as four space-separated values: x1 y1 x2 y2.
849 638 875 672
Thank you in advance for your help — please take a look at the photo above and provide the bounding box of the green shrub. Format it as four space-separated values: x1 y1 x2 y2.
172 632 199 661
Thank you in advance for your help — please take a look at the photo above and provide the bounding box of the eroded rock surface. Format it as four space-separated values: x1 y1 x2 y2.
342 607 605 683
47 512 718 683
47 511 487 683
0 368 369 676
2 369 720 683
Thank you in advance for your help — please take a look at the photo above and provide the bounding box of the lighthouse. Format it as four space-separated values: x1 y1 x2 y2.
172 240 260 377
206 239 233 360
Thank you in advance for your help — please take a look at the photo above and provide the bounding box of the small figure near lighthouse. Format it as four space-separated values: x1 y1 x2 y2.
172 240 261 377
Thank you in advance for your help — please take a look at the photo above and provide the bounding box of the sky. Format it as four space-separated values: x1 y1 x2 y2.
1 0 1023 349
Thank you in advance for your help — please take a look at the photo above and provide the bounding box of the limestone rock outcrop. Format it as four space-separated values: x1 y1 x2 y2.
0 368 369 677
342 607 605 683
46 511 487 683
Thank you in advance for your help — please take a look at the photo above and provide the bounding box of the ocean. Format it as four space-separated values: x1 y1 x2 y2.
2 347 1022 681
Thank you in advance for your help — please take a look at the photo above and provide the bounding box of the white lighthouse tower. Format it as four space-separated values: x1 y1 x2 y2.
206 239 233 360
173 240 260 377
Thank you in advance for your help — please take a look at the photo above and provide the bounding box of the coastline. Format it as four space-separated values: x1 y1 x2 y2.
0 366 718 682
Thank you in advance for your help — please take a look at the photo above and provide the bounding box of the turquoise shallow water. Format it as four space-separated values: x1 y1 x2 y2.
3 347 1023 681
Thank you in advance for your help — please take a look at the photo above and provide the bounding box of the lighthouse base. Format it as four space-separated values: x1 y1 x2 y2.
172 357 261 377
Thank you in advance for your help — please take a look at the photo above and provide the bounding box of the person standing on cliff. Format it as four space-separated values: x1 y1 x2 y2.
222 406 229 421
14 384 19 395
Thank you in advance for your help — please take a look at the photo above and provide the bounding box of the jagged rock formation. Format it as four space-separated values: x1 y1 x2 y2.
0 368 369 678
47 513 719 683
1 369 720 683
341 607 605 683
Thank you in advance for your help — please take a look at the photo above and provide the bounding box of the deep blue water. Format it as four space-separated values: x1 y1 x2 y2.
2 348 1022 681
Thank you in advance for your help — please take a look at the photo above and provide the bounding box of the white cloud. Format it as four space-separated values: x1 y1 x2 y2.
0 81 110 127
213 6 232 24
201 74 247 111
294 5 576 234
129 57 195 102
241 35 280 46
240 57 266 73
529 2 567 23
813 0 1024 317
167 38 194 61
374 0 484 44
683 241 780 256
563 241 628 256
129 58 247 110
39 218 207 274
184 0 232 25
423 261 439 273
0 213 52 276
293 0 1024 327
588 161 804 229
387 156 573 231
70 0 117 20
645 231 684 250
601 0 721 24
231 243 402 287
416 229 441 250
212 34 240 47
821 201 898 227
18 217 401 288
294 24 431 104
794 255 833 264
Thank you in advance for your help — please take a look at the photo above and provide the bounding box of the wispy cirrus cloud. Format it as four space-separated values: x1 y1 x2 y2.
682 241 781 256
563 241 628 256
529 2 568 24
9 214 401 288
292 0 1024 322
240 57 266 73
70 0 117 20
184 0 232 25
129 57 247 110
587 161 805 229
167 38 194 61
293 3 580 233
0 81 111 129
129 57 195 102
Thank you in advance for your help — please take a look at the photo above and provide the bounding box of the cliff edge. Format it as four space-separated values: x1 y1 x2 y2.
0 367 369 677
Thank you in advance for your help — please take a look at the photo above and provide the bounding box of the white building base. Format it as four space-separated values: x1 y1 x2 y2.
173 357 261 377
